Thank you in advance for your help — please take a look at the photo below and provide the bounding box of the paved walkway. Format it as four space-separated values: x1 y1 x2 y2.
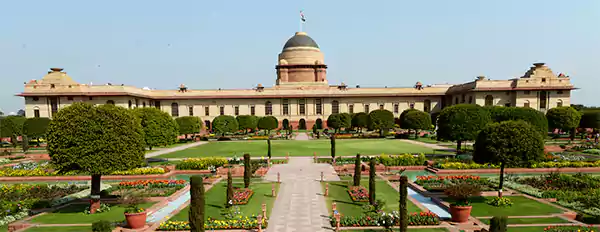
400 139 456 152
294 132 311 141
144 141 207 158
265 157 339 232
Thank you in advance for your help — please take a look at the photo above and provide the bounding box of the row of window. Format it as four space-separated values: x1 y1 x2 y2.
168 100 432 117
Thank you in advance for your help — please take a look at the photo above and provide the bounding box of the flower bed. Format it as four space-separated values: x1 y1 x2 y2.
111 167 166 175
434 162 499 169
176 157 228 170
105 180 186 197
0 161 167 177
232 188 254 205
531 160 600 168
347 186 369 202
509 173 600 219
377 153 426 166
329 211 440 227
158 217 267 230
543 225 598 232
436 160 600 169
414 175 494 191
0 183 86 226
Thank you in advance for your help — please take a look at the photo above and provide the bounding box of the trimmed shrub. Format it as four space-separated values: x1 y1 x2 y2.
489 216 507 232
369 158 376 205
399 176 409 231
243 154 251 188
353 154 361 186
92 220 113 232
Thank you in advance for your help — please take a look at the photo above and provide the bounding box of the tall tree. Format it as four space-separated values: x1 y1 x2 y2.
400 109 432 139
22 117 51 141
368 158 376 205
330 134 336 160
580 110 600 129
486 106 548 137
327 113 351 133
236 115 258 134
46 103 145 207
0 115 25 147
175 116 202 139
212 115 239 136
473 120 545 197
546 106 582 141
189 175 205 232
243 153 251 188
351 112 369 132
368 109 395 137
353 154 361 186
132 107 179 150
436 104 491 151
399 176 408 232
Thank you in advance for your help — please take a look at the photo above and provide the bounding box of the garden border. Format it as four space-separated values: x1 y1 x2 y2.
432 167 600 174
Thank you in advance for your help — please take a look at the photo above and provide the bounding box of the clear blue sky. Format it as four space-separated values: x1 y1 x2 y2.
1 0 599 113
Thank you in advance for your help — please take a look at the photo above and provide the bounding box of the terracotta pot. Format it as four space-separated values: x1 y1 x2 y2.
449 205 472 223
125 211 147 229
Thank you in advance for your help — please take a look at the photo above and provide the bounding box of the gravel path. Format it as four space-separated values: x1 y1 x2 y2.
144 141 207 158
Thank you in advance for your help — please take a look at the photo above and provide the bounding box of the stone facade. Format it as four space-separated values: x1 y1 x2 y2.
17 33 576 129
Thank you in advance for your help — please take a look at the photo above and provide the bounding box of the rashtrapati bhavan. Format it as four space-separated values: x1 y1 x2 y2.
18 31 576 129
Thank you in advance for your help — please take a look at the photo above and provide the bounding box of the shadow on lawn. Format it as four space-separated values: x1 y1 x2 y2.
52 204 96 213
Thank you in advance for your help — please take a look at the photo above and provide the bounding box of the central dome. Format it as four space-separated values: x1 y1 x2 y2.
283 32 319 50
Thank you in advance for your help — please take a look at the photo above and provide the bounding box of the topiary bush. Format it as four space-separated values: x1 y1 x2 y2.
399 176 408 232
92 220 113 232
368 158 376 205
353 154 361 186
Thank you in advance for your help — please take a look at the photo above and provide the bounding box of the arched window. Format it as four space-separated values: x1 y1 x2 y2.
204 120 211 130
485 95 494 106
33 106 40 118
128 100 132 109
424 100 431 113
468 96 473 104
282 119 289 129
106 100 115 105
524 100 530 108
557 99 563 107
171 103 179 117
332 100 339 114
265 101 273 115
298 118 307 129
189 106 194 116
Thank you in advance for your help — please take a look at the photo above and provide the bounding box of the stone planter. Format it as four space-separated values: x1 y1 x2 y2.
124 211 147 229
449 205 472 223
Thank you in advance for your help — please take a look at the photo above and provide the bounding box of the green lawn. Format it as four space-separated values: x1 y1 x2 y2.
168 182 279 221
479 217 571 225
30 202 155 224
323 178 422 217
23 226 90 232
445 196 563 217
158 139 443 158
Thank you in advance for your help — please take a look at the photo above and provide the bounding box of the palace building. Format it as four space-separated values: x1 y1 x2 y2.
18 31 576 129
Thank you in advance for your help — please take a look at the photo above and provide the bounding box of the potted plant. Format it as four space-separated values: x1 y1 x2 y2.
120 193 147 229
444 183 481 223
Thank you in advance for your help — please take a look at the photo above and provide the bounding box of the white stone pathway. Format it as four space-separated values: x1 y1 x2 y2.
294 132 311 141
144 141 207 158
265 157 339 232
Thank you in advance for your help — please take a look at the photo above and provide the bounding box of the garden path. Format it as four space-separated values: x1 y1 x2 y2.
144 141 207 158
400 139 456 152
294 132 311 141
265 157 338 232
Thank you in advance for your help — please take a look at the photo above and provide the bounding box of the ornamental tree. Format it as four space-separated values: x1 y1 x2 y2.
258 116 278 133
351 112 369 132
327 113 350 133
368 158 376 205
23 117 51 141
46 103 145 201
486 106 548 137
132 107 178 150
436 104 491 151
580 110 600 129
189 175 205 232
399 176 408 232
368 109 395 137
473 120 545 197
243 153 251 188
212 115 238 136
546 106 582 141
176 116 202 139
226 168 233 208
400 109 432 139
353 154 361 186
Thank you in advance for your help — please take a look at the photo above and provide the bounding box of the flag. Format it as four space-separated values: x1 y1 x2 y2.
300 10 306 23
